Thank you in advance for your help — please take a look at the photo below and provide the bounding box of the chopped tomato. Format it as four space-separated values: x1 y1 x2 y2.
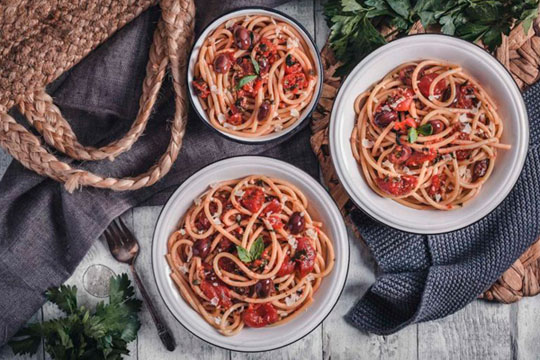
277 255 295 277
455 83 476 109
255 37 277 60
376 175 418 197
285 54 302 74
227 113 243 125
252 247 271 269
200 280 232 309
405 148 437 167
192 79 210 99
428 174 441 197
418 73 447 98
295 237 316 278
240 78 264 97
389 88 415 112
240 187 265 213
393 116 417 132
267 215 284 230
261 198 281 216
283 72 308 94
243 303 279 328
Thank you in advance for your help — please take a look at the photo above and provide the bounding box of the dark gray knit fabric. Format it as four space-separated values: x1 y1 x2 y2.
347 82 540 334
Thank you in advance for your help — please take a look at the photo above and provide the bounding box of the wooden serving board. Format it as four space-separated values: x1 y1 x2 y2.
309 19 540 304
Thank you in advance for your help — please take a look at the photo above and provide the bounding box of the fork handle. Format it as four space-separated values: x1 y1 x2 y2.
130 264 176 351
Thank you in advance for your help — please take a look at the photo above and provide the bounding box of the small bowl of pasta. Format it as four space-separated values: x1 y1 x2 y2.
330 35 529 234
187 7 322 143
152 156 348 351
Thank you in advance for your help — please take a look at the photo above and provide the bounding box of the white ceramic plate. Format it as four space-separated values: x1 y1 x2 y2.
187 7 323 144
330 34 529 234
152 156 349 352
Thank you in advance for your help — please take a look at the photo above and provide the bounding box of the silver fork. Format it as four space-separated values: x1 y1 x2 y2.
103 218 176 351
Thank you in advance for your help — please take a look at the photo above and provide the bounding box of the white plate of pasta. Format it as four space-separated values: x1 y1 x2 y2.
187 8 322 143
152 156 348 352
330 35 529 234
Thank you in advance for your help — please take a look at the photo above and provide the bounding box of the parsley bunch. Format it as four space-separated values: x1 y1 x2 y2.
324 0 539 75
9 274 142 360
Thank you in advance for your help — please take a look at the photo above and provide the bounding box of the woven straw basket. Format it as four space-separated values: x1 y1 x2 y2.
310 17 540 303
0 0 195 193
0 1 538 303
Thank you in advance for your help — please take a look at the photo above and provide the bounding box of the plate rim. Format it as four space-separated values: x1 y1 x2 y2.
329 33 530 235
151 155 350 352
186 6 324 145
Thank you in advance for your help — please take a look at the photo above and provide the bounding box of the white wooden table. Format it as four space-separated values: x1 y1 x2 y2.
1 1 539 359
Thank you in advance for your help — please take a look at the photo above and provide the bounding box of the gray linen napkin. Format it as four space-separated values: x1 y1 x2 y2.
0 0 307 346
347 83 540 334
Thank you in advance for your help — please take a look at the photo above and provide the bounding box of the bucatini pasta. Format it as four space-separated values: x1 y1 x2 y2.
350 60 511 210
191 14 318 137
166 175 334 336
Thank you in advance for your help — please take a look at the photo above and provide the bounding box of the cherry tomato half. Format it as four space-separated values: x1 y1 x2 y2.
418 73 447 98
240 188 265 213
243 303 279 328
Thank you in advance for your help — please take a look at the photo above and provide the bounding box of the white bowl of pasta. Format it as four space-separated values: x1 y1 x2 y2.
330 35 529 234
152 156 348 352
187 7 322 143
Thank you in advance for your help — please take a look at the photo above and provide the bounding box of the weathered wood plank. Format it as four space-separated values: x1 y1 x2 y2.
314 0 330 49
320 229 418 360
512 294 540 359
41 210 137 360
418 300 511 360
132 206 229 360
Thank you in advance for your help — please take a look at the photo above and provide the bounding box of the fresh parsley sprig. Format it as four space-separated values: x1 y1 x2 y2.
324 0 539 75
9 274 141 360
236 236 265 263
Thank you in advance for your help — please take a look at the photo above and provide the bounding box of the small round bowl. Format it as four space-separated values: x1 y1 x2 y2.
330 34 529 234
152 156 349 352
187 7 323 144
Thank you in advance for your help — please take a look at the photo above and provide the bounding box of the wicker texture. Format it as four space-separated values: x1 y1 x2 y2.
310 18 540 304
0 0 195 192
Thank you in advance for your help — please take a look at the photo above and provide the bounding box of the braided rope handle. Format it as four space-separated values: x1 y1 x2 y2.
0 0 195 192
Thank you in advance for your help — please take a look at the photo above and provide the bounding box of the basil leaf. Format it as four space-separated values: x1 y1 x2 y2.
417 123 433 136
407 127 418 143
235 75 258 90
236 245 252 263
249 237 265 261
250 56 260 75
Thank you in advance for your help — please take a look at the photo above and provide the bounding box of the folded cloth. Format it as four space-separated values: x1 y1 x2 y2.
346 82 540 334
0 0 310 346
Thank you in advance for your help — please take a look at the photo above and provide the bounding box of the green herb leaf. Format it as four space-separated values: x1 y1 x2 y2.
417 123 433 136
236 75 258 90
236 245 252 262
46 285 78 314
9 273 141 359
249 237 265 261
408 127 418 143
250 56 260 75
324 0 539 75
236 236 265 263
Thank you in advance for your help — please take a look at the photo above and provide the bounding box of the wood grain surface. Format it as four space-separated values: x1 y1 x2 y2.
0 1 538 359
